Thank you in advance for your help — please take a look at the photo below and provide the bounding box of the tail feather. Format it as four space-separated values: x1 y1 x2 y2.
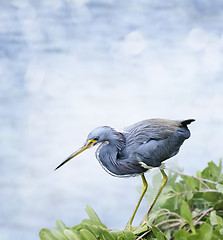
180 119 195 126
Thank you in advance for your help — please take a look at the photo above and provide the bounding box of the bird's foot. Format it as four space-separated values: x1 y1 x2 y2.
125 218 150 234
125 222 138 231
132 221 150 235
139 216 149 229
125 222 132 231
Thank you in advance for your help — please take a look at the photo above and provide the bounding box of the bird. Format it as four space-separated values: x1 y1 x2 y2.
55 118 195 230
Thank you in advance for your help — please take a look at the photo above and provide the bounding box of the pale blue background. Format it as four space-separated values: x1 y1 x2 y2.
1 0 223 239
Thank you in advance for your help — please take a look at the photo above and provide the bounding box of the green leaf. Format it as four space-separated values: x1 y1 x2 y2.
180 200 195 233
174 182 185 192
56 220 67 232
81 219 107 228
210 210 223 225
167 172 178 186
112 230 135 239
79 229 98 240
161 195 180 212
180 176 197 191
219 158 222 171
214 200 223 211
186 190 194 200
187 234 199 240
210 211 219 226
216 184 223 193
51 228 68 240
174 229 190 240
198 223 212 240
216 215 223 225
157 232 167 240
85 205 101 222
212 225 223 239
209 161 220 176
132 224 149 235
121 231 136 239
39 229 57 240
202 161 220 182
100 228 116 240
151 226 168 240
196 170 202 178
202 192 219 203
79 223 101 238
186 223 212 240
64 229 80 240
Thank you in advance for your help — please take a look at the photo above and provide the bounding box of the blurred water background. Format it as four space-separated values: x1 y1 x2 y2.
1 0 223 239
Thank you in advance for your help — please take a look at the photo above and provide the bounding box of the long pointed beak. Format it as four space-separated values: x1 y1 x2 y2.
54 139 97 171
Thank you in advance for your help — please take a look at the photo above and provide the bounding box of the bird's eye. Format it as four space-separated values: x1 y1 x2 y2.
93 137 98 141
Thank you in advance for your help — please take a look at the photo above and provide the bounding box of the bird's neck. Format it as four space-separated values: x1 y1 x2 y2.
95 129 126 176
96 143 120 176
108 128 125 151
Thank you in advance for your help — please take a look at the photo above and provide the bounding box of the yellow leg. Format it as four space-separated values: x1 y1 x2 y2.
126 174 148 230
146 169 168 219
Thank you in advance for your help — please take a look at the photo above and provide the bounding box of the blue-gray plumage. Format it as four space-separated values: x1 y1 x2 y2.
55 118 195 229
86 118 194 177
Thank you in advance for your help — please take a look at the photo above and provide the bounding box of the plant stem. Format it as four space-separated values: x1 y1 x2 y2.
166 167 218 186
136 230 151 240
193 207 213 225
156 218 182 228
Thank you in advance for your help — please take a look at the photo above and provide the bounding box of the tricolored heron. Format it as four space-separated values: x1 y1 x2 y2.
55 118 194 230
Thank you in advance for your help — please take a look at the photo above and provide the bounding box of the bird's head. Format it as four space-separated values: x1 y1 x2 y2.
55 126 113 170
86 126 114 144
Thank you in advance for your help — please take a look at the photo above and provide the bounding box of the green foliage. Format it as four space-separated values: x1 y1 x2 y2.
40 160 223 240
145 159 223 239
39 206 135 240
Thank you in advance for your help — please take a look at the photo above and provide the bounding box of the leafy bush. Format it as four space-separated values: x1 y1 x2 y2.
40 160 223 239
